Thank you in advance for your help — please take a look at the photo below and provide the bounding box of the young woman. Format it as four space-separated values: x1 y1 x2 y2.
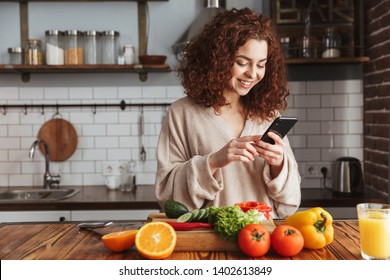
155 8 301 218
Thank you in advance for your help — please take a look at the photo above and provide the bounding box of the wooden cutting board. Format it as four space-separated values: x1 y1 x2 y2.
148 213 276 251
37 118 78 161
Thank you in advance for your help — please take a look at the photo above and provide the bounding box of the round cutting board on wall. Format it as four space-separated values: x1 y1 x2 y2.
37 117 78 162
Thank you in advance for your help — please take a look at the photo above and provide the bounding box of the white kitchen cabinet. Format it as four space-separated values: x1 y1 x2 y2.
71 209 158 221
0 211 71 223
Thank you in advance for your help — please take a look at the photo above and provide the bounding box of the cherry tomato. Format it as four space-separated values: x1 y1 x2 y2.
271 225 304 257
238 224 271 257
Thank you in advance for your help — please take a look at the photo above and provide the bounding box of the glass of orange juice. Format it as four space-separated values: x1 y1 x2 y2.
356 203 390 260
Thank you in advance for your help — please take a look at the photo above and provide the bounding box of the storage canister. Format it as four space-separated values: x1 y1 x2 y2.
25 39 43 65
84 30 101 65
322 27 341 58
101 30 120 64
45 30 64 65
64 30 83 65
7 47 23 64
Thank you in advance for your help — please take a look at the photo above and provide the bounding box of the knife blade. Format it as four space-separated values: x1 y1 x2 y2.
77 221 144 229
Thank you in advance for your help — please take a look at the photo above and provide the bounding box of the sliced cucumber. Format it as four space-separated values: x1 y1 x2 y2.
197 208 208 221
200 208 209 222
177 207 211 222
190 209 201 221
177 212 194 222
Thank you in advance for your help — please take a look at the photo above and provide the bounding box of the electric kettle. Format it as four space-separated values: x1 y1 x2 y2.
334 157 364 194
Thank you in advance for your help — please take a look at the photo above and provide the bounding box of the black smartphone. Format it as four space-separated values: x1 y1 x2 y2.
261 116 298 144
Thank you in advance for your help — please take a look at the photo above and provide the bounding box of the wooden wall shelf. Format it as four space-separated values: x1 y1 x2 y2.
1 0 170 82
286 56 369 64
0 64 171 82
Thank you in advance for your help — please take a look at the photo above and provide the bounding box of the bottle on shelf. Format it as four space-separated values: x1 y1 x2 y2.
7 47 23 65
64 30 83 65
45 30 64 65
84 30 101 65
123 44 135 65
300 9 318 58
101 30 120 64
322 27 341 58
25 39 43 65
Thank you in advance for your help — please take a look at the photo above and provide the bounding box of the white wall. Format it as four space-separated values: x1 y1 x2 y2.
0 1 363 189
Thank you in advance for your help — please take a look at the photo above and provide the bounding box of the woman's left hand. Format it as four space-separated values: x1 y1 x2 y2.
253 131 285 173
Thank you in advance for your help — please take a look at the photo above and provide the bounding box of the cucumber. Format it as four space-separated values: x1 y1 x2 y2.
176 207 211 222
164 200 189 218
198 208 209 222
190 209 201 221
177 212 195 222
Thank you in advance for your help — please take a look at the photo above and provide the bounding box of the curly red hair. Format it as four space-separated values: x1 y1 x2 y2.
178 8 288 121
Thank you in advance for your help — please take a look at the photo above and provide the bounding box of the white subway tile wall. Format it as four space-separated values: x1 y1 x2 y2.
286 79 363 188
0 80 363 189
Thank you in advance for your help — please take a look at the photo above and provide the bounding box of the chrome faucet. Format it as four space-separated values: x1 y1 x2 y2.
29 139 61 189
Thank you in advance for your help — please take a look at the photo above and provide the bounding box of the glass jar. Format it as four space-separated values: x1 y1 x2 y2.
84 30 101 65
64 30 83 65
45 30 64 65
280 37 291 58
322 27 341 58
300 35 317 58
25 39 43 65
123 44 135 65
101 30 120 64
7 47 23 65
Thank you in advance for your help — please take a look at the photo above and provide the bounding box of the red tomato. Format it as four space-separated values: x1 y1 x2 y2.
271 225 304 257
238 224 271 257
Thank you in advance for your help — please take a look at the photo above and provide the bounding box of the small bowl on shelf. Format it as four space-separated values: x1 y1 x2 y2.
138 55 167 65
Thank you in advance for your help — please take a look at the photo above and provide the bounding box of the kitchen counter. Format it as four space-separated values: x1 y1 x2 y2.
0 220 362 260
0 185 159 211
0 185 379 212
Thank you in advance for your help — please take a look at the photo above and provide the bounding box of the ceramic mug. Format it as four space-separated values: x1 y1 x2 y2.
105 175 121 190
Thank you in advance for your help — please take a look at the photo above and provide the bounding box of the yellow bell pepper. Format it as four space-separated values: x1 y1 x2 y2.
284 207 334 249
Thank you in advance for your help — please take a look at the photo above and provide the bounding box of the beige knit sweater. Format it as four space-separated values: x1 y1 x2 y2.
155 97 301 218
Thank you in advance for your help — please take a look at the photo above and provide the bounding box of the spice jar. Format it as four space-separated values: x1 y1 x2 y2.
84 30 101 65
123 44 135 65
64 30 83 65
45 30 64 65
101 30 120 64
7 47 23 65
322 27 341 58
25 39 43 65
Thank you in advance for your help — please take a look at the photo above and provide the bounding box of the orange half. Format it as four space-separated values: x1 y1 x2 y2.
135 222 177 259
101 229 138 252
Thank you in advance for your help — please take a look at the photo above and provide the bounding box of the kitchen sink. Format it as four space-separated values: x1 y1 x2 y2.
0 188 80 201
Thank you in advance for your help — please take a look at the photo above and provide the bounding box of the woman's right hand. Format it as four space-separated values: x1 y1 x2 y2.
208 135 260 173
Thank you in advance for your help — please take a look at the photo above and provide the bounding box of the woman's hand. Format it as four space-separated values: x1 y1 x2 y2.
253 131 285 178
208 135 260 173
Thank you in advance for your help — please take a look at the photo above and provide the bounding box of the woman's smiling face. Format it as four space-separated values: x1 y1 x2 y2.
225 39 268 98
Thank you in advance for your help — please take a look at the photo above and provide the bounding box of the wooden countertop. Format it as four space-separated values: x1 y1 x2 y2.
0 185 374 212
0 220 362 260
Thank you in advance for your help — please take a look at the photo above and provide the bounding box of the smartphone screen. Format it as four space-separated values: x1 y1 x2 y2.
261 116 298 144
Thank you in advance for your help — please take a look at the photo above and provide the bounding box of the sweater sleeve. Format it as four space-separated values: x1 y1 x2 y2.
262 136 301 218
155 104 223 210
